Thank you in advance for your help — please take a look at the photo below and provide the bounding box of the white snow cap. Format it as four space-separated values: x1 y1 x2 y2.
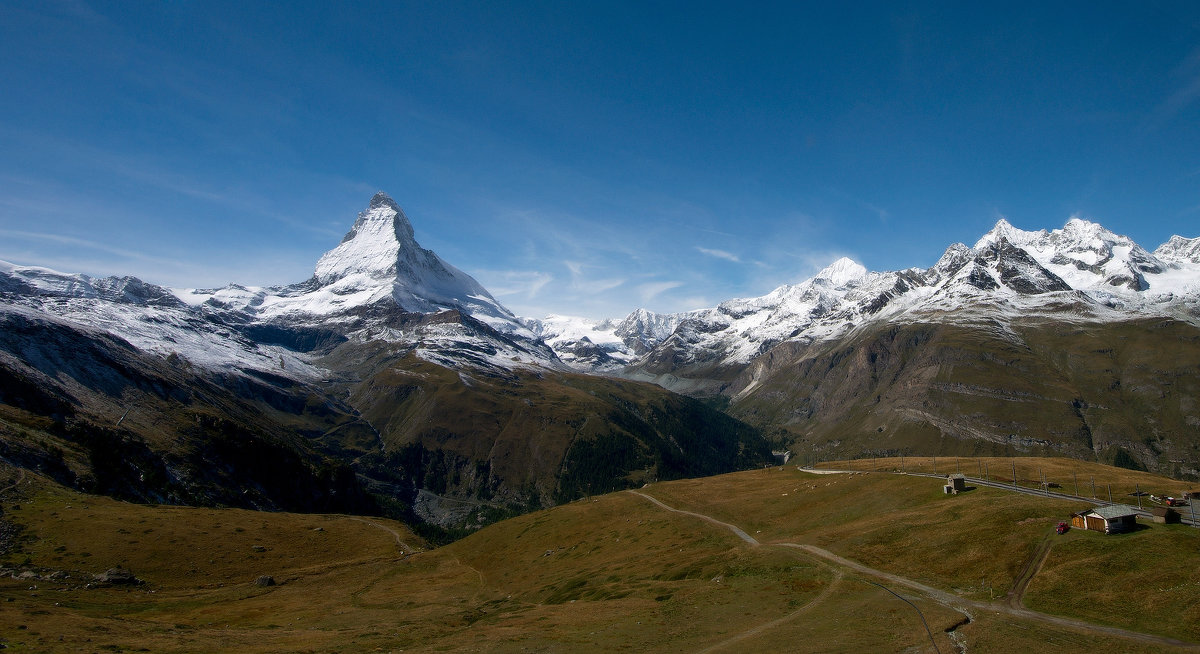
974 217 1042 249
256 191 520 328
1156 235 1200 264
314 192 419 284
813 257 868 286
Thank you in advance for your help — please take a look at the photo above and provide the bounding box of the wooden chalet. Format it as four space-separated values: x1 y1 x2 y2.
1070 505 1139 534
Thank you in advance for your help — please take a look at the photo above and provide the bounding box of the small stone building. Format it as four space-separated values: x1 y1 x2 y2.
943 473 966 494
1151 506 1182 524
1070 505 1139 534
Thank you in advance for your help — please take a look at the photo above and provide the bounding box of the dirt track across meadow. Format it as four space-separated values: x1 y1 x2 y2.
628 489 1200 651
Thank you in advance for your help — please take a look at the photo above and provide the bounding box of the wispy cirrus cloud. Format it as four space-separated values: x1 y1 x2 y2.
561 260 625 294
0 126 343 240
1143 46 1200 132
697 246 741 262
475 270 554 299
829 188 890 223
574 277 627 294
637 280 684 303
0 229 181 267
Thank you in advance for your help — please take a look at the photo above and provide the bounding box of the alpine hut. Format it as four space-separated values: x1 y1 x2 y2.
1070 505 1140 534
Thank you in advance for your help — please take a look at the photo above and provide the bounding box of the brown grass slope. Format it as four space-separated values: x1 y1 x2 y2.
2 458 1196 652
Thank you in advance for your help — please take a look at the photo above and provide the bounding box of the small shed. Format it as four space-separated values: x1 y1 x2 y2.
945 473 966 493
1151 507 1182 524
1070 505 1140 534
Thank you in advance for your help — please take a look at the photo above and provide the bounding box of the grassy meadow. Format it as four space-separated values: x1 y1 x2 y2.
1 459 1197 652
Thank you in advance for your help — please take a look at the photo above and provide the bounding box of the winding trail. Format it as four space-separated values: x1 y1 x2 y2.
695 568 845 654
628 489 1200 651
1007 533 1054 609
776 543 971 612
0 468 26 496
629 491 759 545
345 516 417 555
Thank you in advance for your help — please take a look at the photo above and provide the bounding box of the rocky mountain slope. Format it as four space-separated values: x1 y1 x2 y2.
0 193 770 534
533 218 1200 476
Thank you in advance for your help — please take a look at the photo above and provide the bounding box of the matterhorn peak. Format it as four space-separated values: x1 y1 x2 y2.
327 192 414 251
368 190 399 210
314 194 423 284
296 192 517 326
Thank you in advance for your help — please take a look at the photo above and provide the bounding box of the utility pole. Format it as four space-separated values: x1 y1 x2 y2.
1107 484 1113 505
984 462 988 482
1135 483 1142 510
1011 459 1018 488
1074 472 1079 498
1091 476 1096 498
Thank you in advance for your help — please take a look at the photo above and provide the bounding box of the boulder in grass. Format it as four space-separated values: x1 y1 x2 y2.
94 567 141 585
254 575 276 587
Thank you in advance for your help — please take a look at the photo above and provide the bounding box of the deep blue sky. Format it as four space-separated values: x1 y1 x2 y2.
2 1 1198 318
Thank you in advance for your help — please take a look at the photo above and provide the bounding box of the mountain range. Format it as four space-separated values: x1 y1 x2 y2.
534 216 1200 479
2 192 1198 535
536 216 1200 380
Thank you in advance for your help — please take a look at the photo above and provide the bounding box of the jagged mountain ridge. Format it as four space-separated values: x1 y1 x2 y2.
534 218 1200 387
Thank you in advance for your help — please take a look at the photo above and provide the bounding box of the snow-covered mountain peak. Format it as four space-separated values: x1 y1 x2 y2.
813 257 868 286
315 192 418 284
963 217 1167 293
932 243 972 277
270 193 517 329
1061 215 1107 238
1052 217 1138 255
1156 235 1200 264
972 216 1127 254
974 218 1046 250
